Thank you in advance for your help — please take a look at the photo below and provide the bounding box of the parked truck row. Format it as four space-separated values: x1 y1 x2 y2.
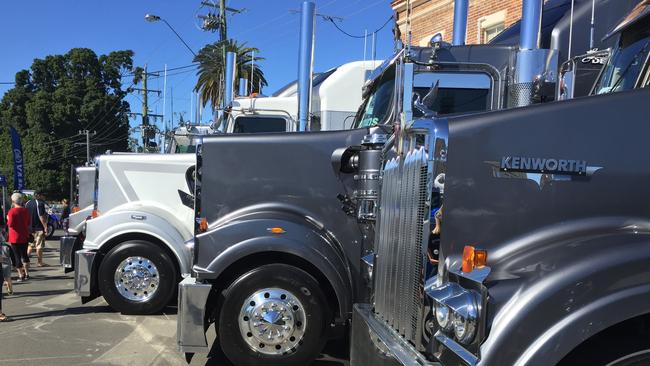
60 0 650 365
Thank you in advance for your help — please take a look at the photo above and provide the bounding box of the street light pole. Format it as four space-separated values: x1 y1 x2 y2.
145 14 197 57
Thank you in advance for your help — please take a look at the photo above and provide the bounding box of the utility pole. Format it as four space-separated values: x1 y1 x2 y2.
77 130 96 165
199 1 245 107
130 65 162 152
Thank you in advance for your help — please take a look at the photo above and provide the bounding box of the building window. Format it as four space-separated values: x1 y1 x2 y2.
477 10 507 44
483 22 505 43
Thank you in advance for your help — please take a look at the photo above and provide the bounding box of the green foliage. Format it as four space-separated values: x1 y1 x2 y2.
194 39 268 111
0 48 137 199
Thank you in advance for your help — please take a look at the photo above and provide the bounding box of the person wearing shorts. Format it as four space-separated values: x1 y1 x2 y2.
25 192 47 267
7 192 31 281
1 242 13 294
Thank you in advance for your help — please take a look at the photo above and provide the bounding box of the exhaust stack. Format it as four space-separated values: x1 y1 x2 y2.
510 0 548 107
519 0 543 50
297 1 315 132
452 0 469 46
239 77 249 97
224 51 237 107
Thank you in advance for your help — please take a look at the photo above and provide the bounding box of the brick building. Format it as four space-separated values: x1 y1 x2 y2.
392 0 523 46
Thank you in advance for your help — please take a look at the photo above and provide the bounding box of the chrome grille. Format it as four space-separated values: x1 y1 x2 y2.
373 146 429 348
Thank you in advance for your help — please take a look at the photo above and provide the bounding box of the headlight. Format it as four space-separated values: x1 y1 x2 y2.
435 303 452 330
452 312 475 343
427 283 480 345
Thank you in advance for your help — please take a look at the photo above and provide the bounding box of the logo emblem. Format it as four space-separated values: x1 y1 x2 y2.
485 156 602 189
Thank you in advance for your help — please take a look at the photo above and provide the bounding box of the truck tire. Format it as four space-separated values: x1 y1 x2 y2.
218 264 329 366
97 240 178 315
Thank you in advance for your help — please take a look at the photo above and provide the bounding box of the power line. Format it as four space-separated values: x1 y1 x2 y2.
327 15 393 39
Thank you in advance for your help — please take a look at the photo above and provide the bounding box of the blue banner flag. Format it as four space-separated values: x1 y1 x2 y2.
9 127 25 191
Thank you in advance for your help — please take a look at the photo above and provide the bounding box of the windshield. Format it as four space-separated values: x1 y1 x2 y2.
595 32 650 94
170 136 198 154
355 76 394 128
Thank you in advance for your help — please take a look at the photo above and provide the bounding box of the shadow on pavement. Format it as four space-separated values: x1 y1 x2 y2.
198 332 349 366
8 304 115 321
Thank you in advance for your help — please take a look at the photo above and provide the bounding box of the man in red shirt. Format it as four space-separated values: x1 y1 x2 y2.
7 192 31 282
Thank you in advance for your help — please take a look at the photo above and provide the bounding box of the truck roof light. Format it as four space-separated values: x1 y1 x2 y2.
91 209 99 219
462 245 488 273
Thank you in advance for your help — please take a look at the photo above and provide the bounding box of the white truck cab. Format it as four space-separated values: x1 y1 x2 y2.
74 153 195 314
224 60 381 133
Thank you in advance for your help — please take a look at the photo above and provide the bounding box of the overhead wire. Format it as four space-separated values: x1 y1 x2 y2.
327 14 394 39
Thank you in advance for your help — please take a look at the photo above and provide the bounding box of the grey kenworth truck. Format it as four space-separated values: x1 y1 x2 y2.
349 2 650 366
174 0 637 365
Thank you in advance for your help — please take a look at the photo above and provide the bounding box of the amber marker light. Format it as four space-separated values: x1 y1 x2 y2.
462 245 488 273
199 218 208 233
91 209 99 219
268 227 286 234
72 206 80 213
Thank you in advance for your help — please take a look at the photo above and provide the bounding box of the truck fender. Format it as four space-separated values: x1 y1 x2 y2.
475 223 650 366
195 217 353 320
84 210 193 274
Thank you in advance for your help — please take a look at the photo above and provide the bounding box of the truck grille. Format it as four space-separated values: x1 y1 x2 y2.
373 146 428 348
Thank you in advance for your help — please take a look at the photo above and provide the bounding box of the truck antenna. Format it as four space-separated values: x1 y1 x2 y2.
405 0 412 57
589 0 596 49
568 0 575 59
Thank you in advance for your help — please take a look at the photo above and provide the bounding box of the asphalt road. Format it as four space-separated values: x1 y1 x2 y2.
0 232 349 366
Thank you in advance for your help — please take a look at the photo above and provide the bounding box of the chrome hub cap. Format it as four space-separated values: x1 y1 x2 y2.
238 288 307 355
114 256 159 302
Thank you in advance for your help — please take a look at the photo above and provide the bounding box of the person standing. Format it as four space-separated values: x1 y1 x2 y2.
25 192 48 267
7 192 30 281
1 241 13 295
61 198 70 236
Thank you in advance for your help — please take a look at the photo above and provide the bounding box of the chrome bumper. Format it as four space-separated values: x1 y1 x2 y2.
60 236 77 269
74 249 96 297
351 303 440 366
177 276 212 353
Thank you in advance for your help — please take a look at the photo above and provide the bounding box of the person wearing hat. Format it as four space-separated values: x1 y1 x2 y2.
25 191 48 267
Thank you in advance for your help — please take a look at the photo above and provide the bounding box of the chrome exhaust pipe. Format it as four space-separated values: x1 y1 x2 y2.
452 0 469 46
297 1 315 132
224 51 236 107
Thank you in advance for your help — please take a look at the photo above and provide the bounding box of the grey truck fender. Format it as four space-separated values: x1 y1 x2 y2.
83 208 193 275
194 215 353 321
468 217 650 366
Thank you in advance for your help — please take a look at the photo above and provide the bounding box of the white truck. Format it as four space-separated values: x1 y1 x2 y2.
68 60 382 314
224 60 380 133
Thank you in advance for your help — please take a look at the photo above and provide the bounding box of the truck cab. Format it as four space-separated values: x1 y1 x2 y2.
223 60 381 132
74 153 196 314
349 2 650 366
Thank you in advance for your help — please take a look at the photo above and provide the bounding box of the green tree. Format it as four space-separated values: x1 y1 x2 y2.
194 39 268 111
0 48 137 198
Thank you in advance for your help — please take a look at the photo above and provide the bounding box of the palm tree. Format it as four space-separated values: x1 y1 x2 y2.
194 39 268 110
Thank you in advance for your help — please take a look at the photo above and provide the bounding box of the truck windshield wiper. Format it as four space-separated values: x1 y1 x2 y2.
608 40 650 93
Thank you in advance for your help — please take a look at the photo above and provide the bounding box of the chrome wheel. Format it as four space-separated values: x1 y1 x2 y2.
606 350 650 366
113 256 160 302
238 287 307 355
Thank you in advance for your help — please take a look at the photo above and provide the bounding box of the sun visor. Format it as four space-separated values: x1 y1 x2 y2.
603 1 650 41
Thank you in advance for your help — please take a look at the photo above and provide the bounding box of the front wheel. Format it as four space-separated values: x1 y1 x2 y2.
218 264 330 366
97 240 178 314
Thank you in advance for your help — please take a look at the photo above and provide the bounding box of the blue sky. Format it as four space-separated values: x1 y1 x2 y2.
0 0 395 135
